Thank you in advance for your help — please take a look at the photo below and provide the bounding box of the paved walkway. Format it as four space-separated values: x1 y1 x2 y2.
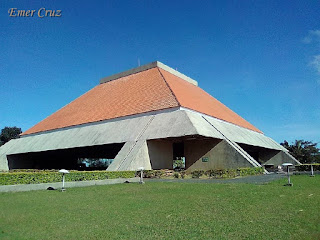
145 173 286 184
0 174 291 193
0 177 140 193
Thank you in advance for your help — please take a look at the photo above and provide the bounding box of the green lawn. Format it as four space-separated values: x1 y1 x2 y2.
0 175 319 240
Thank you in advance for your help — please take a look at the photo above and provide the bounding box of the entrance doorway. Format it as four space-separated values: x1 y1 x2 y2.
173 142 185 170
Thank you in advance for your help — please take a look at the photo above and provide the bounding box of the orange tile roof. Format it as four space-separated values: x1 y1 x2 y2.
22 68 179 135
22 65 262 135
159 68 262 133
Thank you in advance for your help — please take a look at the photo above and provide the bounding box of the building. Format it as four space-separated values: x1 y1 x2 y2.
0 62 299 172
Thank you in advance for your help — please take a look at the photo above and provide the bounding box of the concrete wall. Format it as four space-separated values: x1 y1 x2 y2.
147 140 173 169
185 139 254 172
260 149 300 166
108 139 173 171
107 141 152 171
0 154 9 171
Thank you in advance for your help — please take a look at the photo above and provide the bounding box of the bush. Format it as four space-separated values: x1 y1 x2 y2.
295 164 320 172
0 170 136 186
237 167 264 176
142 170 168 178
154 170 164 178
180 171 186 179
203 167 263 179
173 172 180 178
191 170 204 178
205 169 223 178
223 169 237 178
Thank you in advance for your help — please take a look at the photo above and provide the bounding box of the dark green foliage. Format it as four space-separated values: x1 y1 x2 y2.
173 172 179 178
205 169 224 178
237 167 264 176
0 126 22 146
142 167 263 179
173 159 184 169
142 169 167 178
154 170 164 178
281 140 320 164
0 170 135 185
191 170 204 178
202 167 264 179
295 163 320 171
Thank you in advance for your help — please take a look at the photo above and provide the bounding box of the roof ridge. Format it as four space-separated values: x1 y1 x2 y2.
157 67 181 107
100 61 198 86
159 68 262 133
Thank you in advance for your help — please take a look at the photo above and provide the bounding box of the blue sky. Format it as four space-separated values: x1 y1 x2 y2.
0 0 319 144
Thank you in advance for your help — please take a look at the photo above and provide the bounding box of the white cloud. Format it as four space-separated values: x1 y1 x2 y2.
303 30 320 44
310 55 320 84
304 30 320 84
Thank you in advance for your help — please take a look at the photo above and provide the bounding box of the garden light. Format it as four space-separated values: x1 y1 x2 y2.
282 163 293 186
310 164 315 177
58 169 70 191
137 167 144 184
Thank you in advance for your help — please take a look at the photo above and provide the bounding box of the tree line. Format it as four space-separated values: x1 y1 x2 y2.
0 126 22 146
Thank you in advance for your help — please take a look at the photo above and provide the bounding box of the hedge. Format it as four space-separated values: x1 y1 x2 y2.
192 167 264 179
295 164 320 172
0 170 136 186
142 167 264 179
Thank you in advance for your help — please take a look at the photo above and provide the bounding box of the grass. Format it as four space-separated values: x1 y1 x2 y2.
0 175 319 240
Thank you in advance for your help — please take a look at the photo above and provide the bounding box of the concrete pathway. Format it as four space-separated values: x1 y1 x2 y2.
0 174 290 193
0 177 140 193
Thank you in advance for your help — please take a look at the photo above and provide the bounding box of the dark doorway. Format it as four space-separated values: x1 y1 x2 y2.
173 142 185 170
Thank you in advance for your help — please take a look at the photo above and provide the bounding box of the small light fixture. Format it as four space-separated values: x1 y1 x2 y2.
58 169 70 191
282 163 293 186
310 164 315 177
137 167 145 184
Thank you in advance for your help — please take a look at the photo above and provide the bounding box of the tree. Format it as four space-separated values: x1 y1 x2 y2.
0 126 22 146
280 140 320 164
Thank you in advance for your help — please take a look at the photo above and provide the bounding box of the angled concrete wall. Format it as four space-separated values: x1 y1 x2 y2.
108 139 173 171
147 140 173 169
185 139 257 172
260 149 300 166
107 140 152 171
0 154 8 171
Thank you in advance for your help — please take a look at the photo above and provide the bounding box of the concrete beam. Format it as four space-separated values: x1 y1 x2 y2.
100 61 198 86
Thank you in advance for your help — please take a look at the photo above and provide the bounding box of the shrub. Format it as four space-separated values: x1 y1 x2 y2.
142 170 168 178
223 169 237 178
205 169 224 178
191 170 204 178
173 172 180 178
180 171 186 179
0 170 135 186
154 170 164 178
203 167 263 179
237 167 264 176
295 164 320 172
142 170 155 178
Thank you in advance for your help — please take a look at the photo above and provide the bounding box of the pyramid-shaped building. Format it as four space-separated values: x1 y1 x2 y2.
0 62 299 171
